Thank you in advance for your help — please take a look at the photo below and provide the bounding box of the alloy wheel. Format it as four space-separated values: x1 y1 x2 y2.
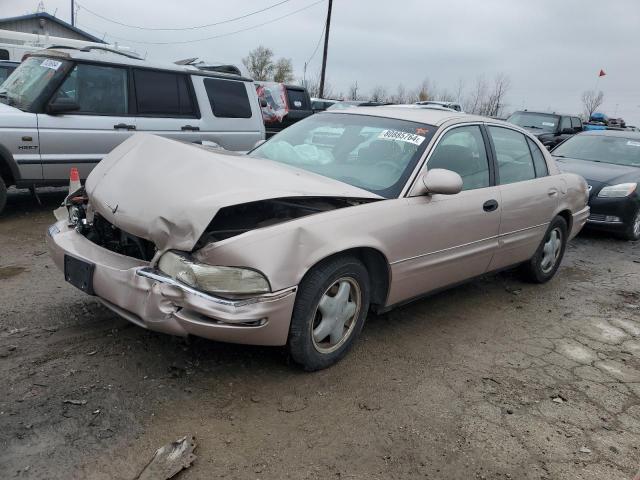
311 277 362 354
541 227 562 274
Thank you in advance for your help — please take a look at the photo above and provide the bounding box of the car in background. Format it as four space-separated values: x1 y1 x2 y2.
552 130 640 240
311 97 338 112
0 46 265 213
255 82 313 138
0 60 18 83
327 100 392 110
416 100 464 112
47 107 588 370
507 110 583 148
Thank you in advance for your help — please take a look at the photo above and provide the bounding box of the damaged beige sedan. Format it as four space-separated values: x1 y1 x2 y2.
47 108 589 370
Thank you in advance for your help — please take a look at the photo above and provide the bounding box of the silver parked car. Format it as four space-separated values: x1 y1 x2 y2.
0 47 265 212
47 108 589 370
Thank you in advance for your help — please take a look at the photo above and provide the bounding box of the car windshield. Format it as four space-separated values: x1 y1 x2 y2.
249 113 436 198
0 56 70 111
507 112 560 133
553 135 640 167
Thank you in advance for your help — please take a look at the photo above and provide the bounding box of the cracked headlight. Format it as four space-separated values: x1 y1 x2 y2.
158 251 270 295
597 183 637 198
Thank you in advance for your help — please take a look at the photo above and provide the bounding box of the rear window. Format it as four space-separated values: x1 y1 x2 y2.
204 78 252 118
286 89 310 110
571 117 582 129
133 69 195 116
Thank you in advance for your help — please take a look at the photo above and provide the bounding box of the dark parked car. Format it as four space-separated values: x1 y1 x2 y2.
552 130 640 240
255 82 313 138
507 111 583 148
0 60 18 83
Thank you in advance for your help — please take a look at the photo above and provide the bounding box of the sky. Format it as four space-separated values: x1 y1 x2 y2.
3 0 640 124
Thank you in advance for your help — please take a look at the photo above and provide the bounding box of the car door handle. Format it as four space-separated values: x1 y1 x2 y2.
181 125 200 131
548 188 559 196
114 123 136 130
483 199 499 212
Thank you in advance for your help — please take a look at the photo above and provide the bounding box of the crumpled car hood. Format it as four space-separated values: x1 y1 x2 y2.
85 133 381 252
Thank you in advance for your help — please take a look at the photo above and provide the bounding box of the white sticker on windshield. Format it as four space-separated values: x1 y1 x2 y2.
542 121 555 127
40 59 62 70
378 129 425 146
293 100 302 108
626 140 640 147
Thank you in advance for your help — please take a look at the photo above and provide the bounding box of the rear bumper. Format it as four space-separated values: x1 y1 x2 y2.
570 206 590 239
46 221 296 346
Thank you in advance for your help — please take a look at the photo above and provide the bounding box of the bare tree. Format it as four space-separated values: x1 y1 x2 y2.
464 76 488 114
484 73 511 117
273 58 294 83
581 89 604 119
348 81 360 100
242 46 274 81
391 83 408 104
369 85 388 103
304 72 334 98
415 78 434 102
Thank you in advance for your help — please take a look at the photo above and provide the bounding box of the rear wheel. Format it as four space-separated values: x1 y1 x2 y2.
621 207 640 241
0 176 7 215
521 216 568 283
288 255 370 371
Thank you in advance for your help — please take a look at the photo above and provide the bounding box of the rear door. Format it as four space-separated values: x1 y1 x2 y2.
486 125 558 270
132 68 202 143
38 62 134 181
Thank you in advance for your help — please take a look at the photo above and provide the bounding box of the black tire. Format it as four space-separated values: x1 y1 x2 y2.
620 206 640 241
521 216 568 283
288 255 370 371
0 176 6 215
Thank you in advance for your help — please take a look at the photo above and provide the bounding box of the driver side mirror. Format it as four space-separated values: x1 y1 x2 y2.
47 98 80 115
421 168 463 195
561 128 574 135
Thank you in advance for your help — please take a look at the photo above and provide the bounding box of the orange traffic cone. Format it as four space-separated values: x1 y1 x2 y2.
68 167 81 193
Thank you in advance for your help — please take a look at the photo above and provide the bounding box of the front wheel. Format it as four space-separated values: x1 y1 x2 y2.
621 207 640 241
521 216 568 283
288 255 370 371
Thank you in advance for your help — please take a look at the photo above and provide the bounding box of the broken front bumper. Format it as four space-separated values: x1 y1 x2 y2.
46 221 296 346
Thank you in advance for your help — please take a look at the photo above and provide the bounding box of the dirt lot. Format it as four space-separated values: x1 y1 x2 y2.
1 189 639 480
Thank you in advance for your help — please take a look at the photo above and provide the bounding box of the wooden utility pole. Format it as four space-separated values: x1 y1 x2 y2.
318 0 333 99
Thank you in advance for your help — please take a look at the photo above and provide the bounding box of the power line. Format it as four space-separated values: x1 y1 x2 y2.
76 0 292 31
77 0 325 46
305 21 325 66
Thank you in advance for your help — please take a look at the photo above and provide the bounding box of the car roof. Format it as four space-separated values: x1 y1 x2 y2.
324 106 497 127
512 110 579 118
28 47 253 82
579 130 640 139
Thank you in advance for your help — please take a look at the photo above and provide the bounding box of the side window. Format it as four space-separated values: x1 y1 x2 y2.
287 89 310 110
133 69 195 116
204 78 252 118
0 49 9 60
488 126 536 184
559 116 572 132
527 137 548 177
427 125 490 190
54 63 128 115
571 117 582 130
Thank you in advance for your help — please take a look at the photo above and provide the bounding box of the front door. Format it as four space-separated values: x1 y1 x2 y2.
486 125 559 271
389 124 502 304
38 62 135 182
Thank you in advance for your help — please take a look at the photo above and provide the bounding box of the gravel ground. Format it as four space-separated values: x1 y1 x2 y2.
1 188 639 480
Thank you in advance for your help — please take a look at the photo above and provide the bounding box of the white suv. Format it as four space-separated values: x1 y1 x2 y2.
0 47 265 213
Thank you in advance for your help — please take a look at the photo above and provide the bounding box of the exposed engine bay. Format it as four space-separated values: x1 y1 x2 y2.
195 196 377 248
84 214 156 261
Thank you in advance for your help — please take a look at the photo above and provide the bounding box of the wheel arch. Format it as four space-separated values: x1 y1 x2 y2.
556 209 573 233
0 144 20 186
300 246 391 310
